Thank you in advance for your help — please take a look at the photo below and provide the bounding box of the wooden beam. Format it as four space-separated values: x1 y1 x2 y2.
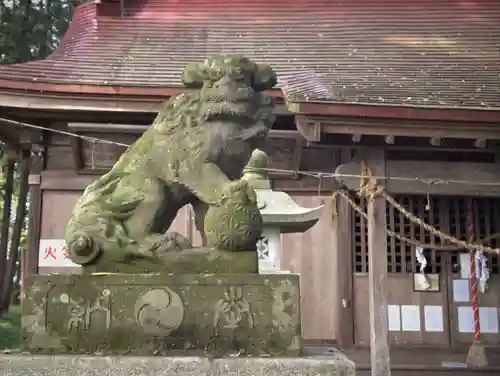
41 168 340 193
289 101 500 123
323 121 500 140
269 130 301 139
68 122 148 134
335 159 500 197
364 149 391 376
295 115 321 142
0 90 291 115
67 122 301 140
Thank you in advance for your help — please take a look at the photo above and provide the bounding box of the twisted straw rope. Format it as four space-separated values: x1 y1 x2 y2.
383 192 500 255
332 190 421 247
332 161 500 255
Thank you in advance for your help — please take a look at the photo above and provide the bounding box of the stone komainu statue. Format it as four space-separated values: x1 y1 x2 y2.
65 55 277 267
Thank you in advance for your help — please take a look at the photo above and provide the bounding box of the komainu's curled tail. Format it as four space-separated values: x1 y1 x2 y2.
65 172 139 265
66 233 101 265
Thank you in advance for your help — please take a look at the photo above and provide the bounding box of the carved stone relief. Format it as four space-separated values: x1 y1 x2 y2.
57 289 112 333
213 286 255 329
134 287 185 335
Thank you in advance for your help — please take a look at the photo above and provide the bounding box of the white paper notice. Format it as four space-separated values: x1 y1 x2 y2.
459 253 470 279
38 239 81 268
424 305 444 332
479 307 499 334
458 306 474 333
401 305 421 332
388 305 401 331
452 279 470 302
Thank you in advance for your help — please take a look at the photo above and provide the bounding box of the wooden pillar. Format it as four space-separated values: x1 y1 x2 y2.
365 149 391 376
333 195 354 348
334 151 354 348
26 143 45 277
0 150 16 290
1 152 29 309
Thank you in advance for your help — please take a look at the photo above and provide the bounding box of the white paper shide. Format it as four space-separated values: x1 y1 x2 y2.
415 246 430 289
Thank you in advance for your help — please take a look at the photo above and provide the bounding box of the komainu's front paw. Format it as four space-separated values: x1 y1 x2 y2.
204 180 263 252
155 232 192 255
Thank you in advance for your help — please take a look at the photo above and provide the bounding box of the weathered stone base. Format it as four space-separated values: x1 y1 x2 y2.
22 273 300 357
82 248 258 274
1 354 356 376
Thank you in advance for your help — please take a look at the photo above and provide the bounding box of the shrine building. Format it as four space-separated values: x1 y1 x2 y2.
0 0 499 373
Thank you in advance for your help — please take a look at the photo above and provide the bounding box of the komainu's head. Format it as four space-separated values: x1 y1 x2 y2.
179 54 278 175
181 54 277 127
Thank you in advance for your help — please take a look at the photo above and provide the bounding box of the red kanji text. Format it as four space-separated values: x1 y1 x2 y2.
43 246 57 260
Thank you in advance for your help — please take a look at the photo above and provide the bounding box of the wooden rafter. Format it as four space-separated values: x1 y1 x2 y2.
295 115 321 142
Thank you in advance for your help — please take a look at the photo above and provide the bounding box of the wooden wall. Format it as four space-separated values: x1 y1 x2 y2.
353 275 500 347
281 194 338 341
352 195 500 348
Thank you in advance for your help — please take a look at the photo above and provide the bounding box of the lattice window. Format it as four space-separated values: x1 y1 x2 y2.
353 195 500 274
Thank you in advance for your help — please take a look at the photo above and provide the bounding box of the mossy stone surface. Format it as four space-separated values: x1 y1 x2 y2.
82 248 258 274
1 354 357 376
21 273 301 357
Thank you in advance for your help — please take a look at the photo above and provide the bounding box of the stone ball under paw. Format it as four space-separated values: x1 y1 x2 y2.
204 182 263 251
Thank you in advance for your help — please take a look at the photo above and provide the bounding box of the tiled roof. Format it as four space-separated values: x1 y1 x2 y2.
0 0 498 109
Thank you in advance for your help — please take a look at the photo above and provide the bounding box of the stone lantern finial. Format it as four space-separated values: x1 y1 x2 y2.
242 149 271 189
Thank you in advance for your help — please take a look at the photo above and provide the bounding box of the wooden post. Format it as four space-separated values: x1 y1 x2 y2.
368 195 391 376
365 149 391 376
0 152 15 290
1 152 30 309
26 143 45 277
334 150 354 348
333 196 354 348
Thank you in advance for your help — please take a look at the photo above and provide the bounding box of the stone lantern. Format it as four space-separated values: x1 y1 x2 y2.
242 149 324 274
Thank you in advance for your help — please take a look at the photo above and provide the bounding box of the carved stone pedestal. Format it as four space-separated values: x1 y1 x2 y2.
21 273 301 357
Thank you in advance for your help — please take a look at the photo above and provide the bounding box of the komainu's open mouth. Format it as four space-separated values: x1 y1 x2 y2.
201 85 256 104
201 102 256 121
